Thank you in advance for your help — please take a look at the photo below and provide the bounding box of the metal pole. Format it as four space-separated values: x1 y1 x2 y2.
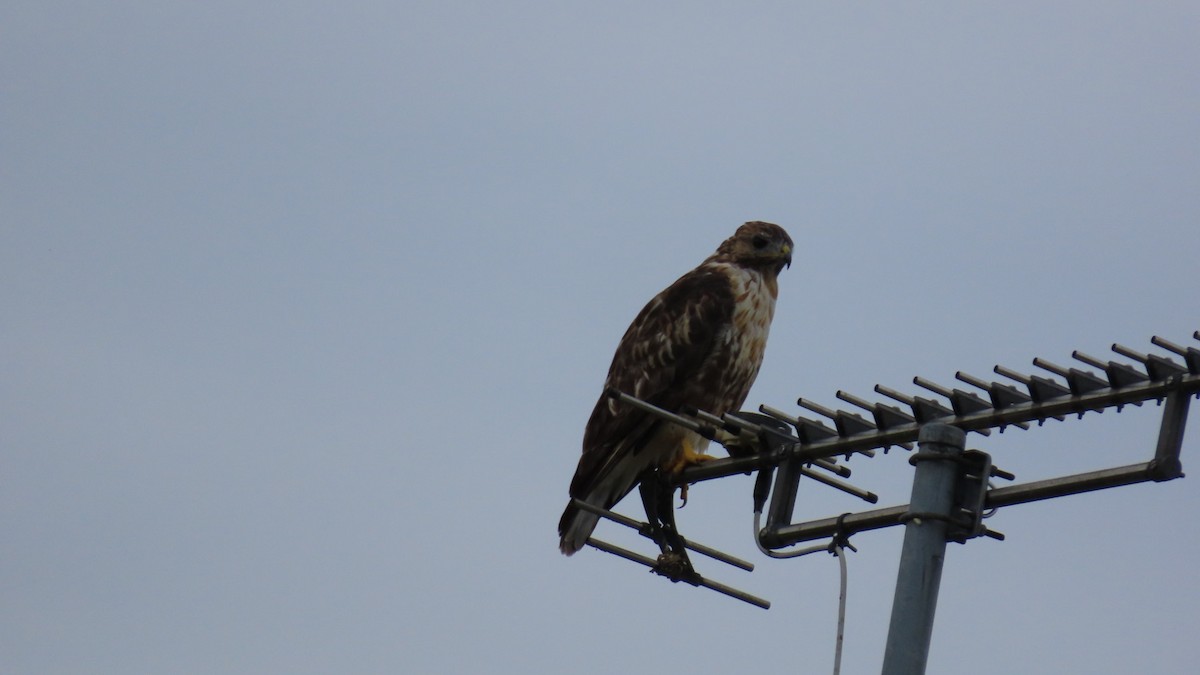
881 423 966 675
1151 388 1189 480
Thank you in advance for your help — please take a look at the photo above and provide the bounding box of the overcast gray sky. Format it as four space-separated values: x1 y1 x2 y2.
3 2 1198 673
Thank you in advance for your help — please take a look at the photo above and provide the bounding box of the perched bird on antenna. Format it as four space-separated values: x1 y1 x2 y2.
558 221 792 578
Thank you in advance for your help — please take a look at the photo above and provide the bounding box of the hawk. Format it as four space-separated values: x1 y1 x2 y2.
558 221 792 573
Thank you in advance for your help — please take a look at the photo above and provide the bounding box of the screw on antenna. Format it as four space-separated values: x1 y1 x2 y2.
835 390 915 450
993 365 1070 423
1032 357 1110 396
953 371 1032 431
873 383 958 427
797 397 879 459
1111 343 1188 381
1071 350 1150 389
1150 335 1200 375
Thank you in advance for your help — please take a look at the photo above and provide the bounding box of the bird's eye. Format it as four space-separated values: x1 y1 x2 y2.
752 235 769 249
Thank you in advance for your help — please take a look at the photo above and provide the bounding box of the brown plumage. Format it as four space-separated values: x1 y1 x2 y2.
559 221 793 555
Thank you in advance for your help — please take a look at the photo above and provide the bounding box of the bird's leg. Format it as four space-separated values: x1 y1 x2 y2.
639 468 697 583
638 472 672 554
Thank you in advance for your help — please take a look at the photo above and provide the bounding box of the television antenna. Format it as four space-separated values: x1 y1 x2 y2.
573 332 1197 673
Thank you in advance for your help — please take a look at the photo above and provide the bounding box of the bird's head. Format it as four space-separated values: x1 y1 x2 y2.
715 221 793 274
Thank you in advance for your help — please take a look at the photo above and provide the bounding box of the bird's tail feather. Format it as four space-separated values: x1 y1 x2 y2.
558 495 603 555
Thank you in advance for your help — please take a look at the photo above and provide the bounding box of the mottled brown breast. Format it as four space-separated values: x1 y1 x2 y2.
685 261 778 416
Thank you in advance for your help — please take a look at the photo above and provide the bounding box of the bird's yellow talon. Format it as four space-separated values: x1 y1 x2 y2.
665 438 717 475
668 438 720 508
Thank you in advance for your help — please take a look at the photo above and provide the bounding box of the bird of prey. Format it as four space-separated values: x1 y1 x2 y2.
558 221 792 576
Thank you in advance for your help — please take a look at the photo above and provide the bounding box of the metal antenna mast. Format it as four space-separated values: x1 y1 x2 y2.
573 332 1197 671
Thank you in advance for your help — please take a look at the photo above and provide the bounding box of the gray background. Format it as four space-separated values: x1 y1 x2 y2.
4 2 1197 673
